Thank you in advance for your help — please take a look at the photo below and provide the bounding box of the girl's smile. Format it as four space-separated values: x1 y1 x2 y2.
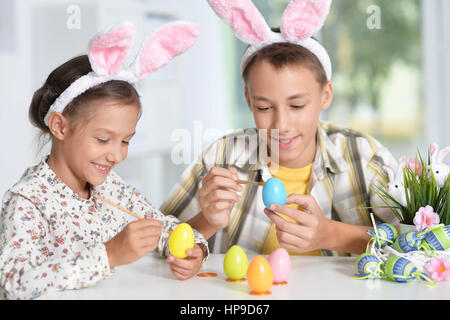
91 162 112 175
47 102 139 199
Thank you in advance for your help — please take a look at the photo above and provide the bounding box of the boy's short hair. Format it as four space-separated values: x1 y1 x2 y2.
242 29 329 86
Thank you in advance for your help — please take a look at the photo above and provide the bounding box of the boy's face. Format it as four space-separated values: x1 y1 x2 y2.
58 102 139 189
245 60 333 168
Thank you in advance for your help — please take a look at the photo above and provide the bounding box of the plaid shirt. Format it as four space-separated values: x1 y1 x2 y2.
160 122 400 256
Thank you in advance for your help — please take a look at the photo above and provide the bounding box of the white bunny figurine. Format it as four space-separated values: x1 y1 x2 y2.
384 165 408 207
429 143 450 188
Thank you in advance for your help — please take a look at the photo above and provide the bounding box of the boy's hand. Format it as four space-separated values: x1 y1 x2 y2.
105 218 163 269
166 244 205 280
264 194 331 253
198 167 242 230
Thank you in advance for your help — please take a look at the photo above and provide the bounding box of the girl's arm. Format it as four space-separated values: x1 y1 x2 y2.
0 194 112 300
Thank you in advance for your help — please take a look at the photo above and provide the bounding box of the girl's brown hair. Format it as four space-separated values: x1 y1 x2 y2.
29 55 141 139
242 30 328 87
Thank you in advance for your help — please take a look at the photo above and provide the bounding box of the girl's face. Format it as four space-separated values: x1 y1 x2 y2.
52 101 139 194
245 60 333 168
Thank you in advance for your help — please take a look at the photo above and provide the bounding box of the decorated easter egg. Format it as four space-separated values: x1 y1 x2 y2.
247 256 273 294
223 245 248 280
355 253 380 276
262 178 287 208
169 223 195 258
424 225 450 251
374 223 398 248
384 256 417 282
268 248 291 283
393 232 420 253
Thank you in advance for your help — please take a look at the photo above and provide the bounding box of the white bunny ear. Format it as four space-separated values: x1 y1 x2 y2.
384 166 394 182
207 0 272 44
281 0 332 41
438 146 450 164
88 21 136 76
132 21 200 79
396 163 405 180
430 143 439 163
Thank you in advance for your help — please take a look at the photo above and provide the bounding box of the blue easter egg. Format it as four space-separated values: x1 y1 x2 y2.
374 223 398 248
262 178 287 208
424 225 450 251
356 253 380 276
393 232 421 253
384 256 417 282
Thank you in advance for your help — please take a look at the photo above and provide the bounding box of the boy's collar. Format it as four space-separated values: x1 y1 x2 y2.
316 122 349 175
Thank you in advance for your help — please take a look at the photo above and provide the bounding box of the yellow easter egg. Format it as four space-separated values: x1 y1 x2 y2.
223 245 248 280
169 223 195 258
247 256 273 294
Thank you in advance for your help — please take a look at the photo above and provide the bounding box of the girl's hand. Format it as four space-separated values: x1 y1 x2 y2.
264 194 332 253
166 244 205 280
198 167 242 230
105 218 163 268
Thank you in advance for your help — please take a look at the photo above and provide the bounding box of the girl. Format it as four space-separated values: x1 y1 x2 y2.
160 0 400 256
0 21 208 300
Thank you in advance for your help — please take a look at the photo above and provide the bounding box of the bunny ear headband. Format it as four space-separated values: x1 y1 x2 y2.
207 0 332 80
44 20 200 126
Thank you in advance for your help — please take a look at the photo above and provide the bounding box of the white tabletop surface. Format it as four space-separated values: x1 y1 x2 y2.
38 254 450 300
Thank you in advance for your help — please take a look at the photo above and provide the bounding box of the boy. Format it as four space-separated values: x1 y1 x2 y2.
160 0 399 256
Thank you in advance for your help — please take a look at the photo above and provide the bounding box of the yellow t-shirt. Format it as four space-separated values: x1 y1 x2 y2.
263 163 322 256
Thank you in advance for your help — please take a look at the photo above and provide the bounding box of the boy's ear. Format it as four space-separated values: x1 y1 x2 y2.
320 81 333 111
47 112 69 141
244 86 253 112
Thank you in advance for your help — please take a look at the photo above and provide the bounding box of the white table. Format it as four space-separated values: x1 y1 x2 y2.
37 254 450 300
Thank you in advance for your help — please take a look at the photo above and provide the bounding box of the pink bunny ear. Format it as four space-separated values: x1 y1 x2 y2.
133 21 200 79
88 21 136 76
281 0 332 40
207 0 272 44
438 146 450 164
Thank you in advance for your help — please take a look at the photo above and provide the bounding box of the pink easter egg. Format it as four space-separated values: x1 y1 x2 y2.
268 248 291 283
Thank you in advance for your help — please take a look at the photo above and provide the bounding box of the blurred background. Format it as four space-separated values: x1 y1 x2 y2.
1 0 449 208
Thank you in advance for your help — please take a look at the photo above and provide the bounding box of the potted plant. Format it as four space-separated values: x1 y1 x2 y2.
372 143 450 233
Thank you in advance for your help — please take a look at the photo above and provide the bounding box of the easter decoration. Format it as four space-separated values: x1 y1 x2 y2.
262 178 287 209
354 143 450 286
268 248 291 285
372 144 450 228
247 256 274 295
223 245 248 281
169 223 195 258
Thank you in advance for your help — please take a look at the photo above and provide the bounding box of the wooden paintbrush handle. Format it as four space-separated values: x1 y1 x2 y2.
199 176 263 186
94 194 143 220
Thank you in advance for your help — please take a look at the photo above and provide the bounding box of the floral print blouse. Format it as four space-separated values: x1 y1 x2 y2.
0 157 209 300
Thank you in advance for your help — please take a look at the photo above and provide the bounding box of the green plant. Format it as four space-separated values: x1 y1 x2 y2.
372 151 450 225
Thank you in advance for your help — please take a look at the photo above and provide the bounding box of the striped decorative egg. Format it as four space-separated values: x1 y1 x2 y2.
423 225 450 251
375 223 398 248
384 256 417 282
355 253 380 276
393 232 420 253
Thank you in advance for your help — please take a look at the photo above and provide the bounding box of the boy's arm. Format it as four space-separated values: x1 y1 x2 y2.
187 211 220 241
321 219 372 254
265 195 373 255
